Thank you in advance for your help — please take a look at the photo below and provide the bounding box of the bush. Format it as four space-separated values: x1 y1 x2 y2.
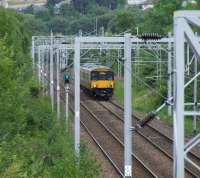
0 8 100 178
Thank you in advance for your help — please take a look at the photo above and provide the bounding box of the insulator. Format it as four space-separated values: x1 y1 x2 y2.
139 33 163 41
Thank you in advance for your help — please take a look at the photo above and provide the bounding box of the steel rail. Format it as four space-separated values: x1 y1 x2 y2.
81 101 158 178
54 90 124 177
110 100 200 163
62 84 158 177
101 100 200 177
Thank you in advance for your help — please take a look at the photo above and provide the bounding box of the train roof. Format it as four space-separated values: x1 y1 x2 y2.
81 63 111 71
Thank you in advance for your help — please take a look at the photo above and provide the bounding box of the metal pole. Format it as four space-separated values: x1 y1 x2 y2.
66 50 68 67
101 26 104 36
60 50 64 70
32 36 35 72
124 33 132 178
74 37 80 156
174 16 185 178
118 58 120 78
56 49 60 123
65 50 68 66
117 49 122 78
95 17 98 35
159 47 162 86
137 27 140 87
41 48 45 95
62 50 65 69
79 29 82 37
50 31 54 111
168 32 172 116
193 56 197 133
38 46 41 83
65 84 69 132
120 50 122 78
156 57 159 80
46 47 51 96
187 44 190 75
44 49 47 96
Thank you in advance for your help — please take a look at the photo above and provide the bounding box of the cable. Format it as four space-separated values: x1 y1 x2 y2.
117 58 167 100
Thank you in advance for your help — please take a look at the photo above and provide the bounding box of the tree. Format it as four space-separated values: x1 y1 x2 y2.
72 0 92 14
0 8 100 177
142 0 182 34
59 3 79 18
108 10 136 33
47 0 63 6
48 16 69 34
96 0 117 9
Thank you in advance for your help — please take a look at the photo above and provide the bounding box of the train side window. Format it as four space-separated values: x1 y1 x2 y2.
91 72 98 80
85 72 87 80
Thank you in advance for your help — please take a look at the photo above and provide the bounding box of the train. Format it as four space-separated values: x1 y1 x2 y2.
80 64 115 99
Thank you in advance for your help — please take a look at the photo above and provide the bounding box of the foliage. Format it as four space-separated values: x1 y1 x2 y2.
96 0 120 10
22 14 49 35
46 0 63 14
59 3 79 19
23 0 200 35
47 16 69 34
108 10 136 33
71 0 96 14
0 7 100 178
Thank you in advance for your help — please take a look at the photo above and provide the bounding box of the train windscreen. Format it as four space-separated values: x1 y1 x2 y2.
91 71 114 80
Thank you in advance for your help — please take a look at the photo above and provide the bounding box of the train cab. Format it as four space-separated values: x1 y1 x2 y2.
80 64 115 99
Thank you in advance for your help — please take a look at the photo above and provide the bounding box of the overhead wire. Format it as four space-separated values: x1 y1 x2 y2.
116 57 168 100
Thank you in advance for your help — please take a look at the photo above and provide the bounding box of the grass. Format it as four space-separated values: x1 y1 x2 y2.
114 80 200 136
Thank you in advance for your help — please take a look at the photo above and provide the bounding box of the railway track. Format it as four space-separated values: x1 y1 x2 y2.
110 99 200 159
108 100 200 167
80 102 158 178
65 90 159 177
97 99 200 177
53 77 200 177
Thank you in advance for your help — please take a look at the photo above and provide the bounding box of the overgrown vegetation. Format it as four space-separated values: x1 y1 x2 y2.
0 7 100 177
23 0 200 35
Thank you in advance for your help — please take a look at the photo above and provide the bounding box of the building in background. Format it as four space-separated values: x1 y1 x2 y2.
0 0 8 8
127 0 154 10
182 0 197 7
2 0 47 9
127 0 147 5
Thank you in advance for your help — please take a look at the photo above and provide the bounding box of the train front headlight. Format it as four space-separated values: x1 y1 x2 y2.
93 83 97 88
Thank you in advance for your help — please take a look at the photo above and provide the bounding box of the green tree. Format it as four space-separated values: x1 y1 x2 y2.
108 10 136 33
0 7 100 178
142 0 182 34
72 0 93 14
